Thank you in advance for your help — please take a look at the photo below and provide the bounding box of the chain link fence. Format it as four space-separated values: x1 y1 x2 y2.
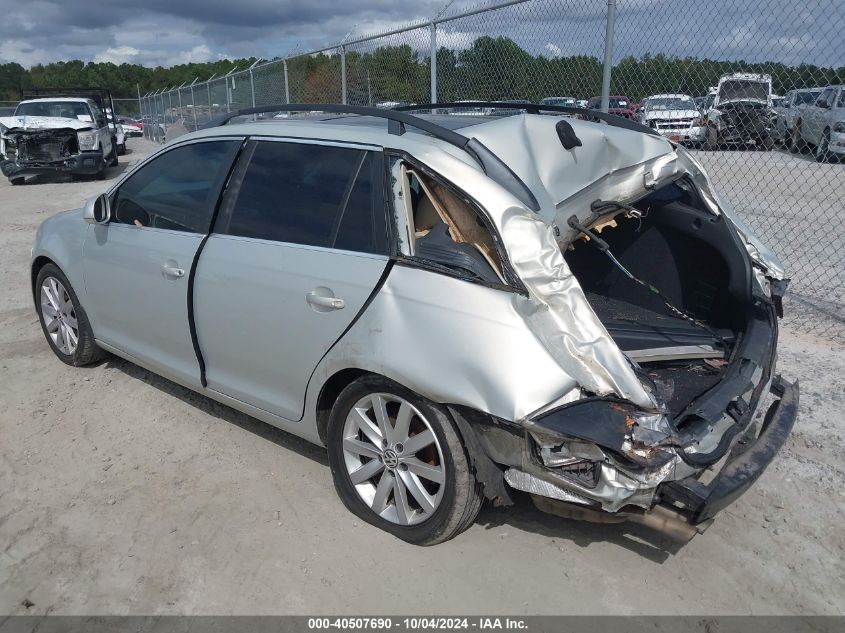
138 0 845 339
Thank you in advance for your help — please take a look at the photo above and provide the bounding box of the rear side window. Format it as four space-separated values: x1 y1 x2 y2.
221 140 387 255
112 140 238 233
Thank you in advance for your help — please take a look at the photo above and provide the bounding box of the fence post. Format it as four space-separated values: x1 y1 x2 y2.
136 84 142 117
250 69 256 110
207 80 212 119
600 0 617 113
341 46 347 105
284 60 290 104
190 79 197 130
430 22 438 104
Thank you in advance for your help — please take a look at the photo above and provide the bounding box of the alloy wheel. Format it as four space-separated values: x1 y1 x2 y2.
341 393 446 526
40 277 79 355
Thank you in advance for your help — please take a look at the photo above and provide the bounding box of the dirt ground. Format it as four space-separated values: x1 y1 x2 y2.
1 138 843 615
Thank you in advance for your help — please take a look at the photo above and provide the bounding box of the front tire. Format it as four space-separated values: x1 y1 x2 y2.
790 124 805 154
35 263 105 366
815 129 832 163
327 375 482 545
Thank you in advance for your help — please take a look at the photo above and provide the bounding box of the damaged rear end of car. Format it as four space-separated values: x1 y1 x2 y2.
390 112 798 542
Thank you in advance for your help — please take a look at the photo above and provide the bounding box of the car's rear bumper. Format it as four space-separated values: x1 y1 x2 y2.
1 151 105 179
660 375 798 523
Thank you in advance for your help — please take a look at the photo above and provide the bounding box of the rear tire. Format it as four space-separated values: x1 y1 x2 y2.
35 263 106 367
117 143 126 156
326 375 483 545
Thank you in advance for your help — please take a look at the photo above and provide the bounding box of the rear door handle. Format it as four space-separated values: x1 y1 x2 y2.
161 264 185 278
306 292 345 311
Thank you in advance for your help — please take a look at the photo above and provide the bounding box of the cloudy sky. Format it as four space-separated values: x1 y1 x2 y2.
0 0 841 69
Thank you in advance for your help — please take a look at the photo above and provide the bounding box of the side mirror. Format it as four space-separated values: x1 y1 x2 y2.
84 193 111 224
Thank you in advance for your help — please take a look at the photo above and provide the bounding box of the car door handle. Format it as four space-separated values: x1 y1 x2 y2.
161 264 185 278
306 292 345 310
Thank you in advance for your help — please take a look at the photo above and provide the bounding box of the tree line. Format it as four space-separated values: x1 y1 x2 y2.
2 36 842 112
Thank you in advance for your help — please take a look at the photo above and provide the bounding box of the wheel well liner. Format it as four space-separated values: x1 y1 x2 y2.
31 256 55 299
315 368 371 444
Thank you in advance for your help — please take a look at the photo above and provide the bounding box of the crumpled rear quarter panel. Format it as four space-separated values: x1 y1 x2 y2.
311 263 580 422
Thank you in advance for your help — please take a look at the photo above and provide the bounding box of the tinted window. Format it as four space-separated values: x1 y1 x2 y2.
112 140 237 233
333 153 385 254
223 141 386 254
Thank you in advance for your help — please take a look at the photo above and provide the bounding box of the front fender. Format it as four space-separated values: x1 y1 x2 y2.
31 208 89 306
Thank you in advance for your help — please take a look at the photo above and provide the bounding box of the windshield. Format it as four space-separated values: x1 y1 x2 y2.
542 97 576 107
718 79 769 102
796 91 821 105
14 101 91 119
647 97 696 111
608 98 629 109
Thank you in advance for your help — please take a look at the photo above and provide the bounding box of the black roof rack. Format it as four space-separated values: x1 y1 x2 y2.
203 101 659 212
204 103 541 211
396 101 659 136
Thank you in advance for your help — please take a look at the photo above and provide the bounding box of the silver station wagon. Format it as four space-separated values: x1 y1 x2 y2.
32 102 798 545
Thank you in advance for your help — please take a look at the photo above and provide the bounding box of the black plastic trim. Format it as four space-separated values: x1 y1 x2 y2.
396 101 661 136
662 377 798 523
186 139 248 388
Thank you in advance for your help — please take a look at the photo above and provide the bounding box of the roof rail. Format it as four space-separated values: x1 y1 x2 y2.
203 103 540 212
203 103 471 147
396 101 659 136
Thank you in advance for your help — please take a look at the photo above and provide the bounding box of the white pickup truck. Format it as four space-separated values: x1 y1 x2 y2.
792 84 845 162
0 96 118 183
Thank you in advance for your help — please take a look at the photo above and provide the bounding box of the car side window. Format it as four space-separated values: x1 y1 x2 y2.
220 140 387 255
112 140 238 233
818 89 833 107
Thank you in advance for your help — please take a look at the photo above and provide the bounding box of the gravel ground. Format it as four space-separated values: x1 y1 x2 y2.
1 138 843 615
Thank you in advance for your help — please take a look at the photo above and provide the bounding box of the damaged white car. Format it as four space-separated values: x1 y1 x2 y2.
1 96 118 184
31 102 797 545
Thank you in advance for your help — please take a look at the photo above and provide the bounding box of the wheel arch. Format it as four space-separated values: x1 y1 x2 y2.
31 255 57 302
314 367 512 506
315 368 373 444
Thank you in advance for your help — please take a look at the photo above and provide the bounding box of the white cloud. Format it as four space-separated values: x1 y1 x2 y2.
544 43 562 58
94 46 140 64
171 45 214 65
0 38 51 66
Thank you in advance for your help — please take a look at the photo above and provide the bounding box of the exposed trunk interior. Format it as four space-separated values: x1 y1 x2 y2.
563 180 752 415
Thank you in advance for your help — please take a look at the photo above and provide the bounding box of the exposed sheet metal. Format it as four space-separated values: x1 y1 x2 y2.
504 468 593 505
625 345 725 362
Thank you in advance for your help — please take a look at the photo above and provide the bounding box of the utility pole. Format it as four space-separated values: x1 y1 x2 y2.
600 0 617 113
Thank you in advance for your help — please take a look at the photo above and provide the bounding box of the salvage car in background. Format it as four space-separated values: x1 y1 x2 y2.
587 95 637 119
0 92 118 183
106 113 127 155
705 73 775 150
638 94 705 146
31 102 797 545
792 85 845 162
775 88 821 147
541 96 578 108
119 117 144 138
